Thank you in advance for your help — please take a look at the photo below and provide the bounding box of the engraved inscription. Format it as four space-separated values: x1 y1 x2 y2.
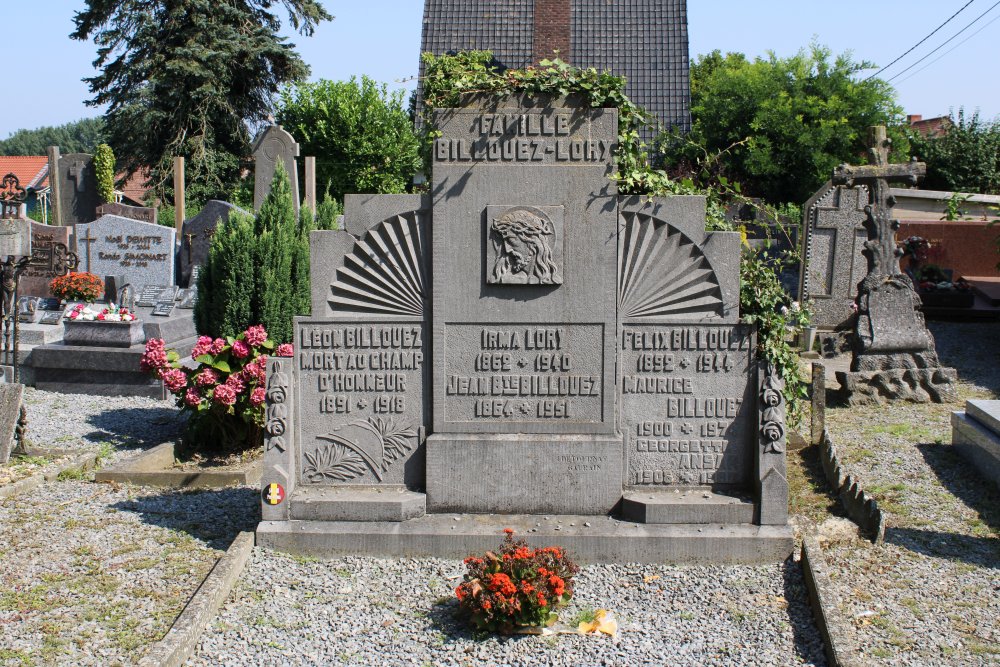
444 324 603 423
621 324 754 487
97 235 169 269
296 322 425 486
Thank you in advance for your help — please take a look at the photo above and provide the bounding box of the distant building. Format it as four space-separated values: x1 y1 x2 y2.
418 0 691 135
907 114 952 138
0 155 49 220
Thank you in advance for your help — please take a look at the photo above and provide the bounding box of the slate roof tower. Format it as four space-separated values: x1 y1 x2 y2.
418 0 691 133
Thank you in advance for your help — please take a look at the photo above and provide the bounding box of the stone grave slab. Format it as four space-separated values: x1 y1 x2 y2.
56 153 99 224
952 400 1000 489
799 182 869 330
176 289 196 309
75 215 175 288
0 383 23 464
38 311 63 325
20 222 72 298
253 125 300 217
257 95 791 563
178 201 250 287
151 302 175 317
136 285 177 308
96 202 157 225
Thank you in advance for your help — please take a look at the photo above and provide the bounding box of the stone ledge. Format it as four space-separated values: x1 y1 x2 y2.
95 442 262 489
256 516 793 564
801 535 862 667
951 412 1000 489
966 400 1000 435
289 487 426 522
836 367 958 405
138 531 254 667
0 450 100 500
621 490 754 524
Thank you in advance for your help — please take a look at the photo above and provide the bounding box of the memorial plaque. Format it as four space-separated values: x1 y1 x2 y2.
96 202 157 225
151 302 175 317
17 297 40 324
39 311 63 325
20 222 72 298
75 215 175 288
136 285 177 308
177 289 197 309
37 298 61 311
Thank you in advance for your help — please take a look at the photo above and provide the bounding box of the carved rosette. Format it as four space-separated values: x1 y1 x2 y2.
265 361 290 453
759 362 786 455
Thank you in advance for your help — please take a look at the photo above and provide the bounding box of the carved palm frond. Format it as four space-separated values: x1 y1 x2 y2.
303 439 368 482
353 416 417 471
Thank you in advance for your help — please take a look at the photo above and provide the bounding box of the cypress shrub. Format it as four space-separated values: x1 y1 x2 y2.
195 211 254 338
315 192 342 230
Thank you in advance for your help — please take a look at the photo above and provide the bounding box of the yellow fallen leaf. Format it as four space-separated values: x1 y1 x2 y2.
578 609 618 638
643 574 660 583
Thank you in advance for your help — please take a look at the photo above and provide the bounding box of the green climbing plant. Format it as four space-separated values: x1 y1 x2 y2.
93 143 116 204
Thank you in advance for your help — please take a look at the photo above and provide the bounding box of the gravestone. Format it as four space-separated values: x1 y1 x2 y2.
74 215 176 289
258 95 791 563
799 183 869 330
178 200 250 287
19 222 72 298
96 202 157 225
56 153 99 224
0 218 32 258
252 125 300 217
832 127 957 405
151 302 175 317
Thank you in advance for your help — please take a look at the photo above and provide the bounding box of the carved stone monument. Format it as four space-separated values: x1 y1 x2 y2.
178 200 250 287
55 153 100 225
75 215 176 289
833 127 957 404
19 222 73 298
258 95 791 563
799 182 869 330
252 125 300 217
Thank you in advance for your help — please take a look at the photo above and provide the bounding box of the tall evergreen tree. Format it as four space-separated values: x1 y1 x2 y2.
71 0 331 204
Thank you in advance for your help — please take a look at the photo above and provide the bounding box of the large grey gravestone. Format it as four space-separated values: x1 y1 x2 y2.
799 182 869 330
252 125 300 217
258 95 791 563
75 215 176 289
20 223 72 298
178 200 250 287
56 153 99 224
96 202 157 225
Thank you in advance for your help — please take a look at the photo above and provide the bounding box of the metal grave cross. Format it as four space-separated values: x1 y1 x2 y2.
831 126 926 278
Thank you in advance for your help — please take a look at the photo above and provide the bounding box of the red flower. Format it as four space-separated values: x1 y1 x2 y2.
276 343 294 357
232 339 250 359
503 528 514 535
249 387 266 406
245 325 267 347
455 585 466 602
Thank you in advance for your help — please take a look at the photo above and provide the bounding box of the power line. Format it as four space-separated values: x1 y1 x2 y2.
893 9 1000 86
887 0 1000 83
866 0 977 80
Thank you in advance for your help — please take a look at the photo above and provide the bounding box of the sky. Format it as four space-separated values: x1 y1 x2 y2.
2 1 999 137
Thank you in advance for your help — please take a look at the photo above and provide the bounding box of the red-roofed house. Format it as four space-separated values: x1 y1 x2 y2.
0 156 49 219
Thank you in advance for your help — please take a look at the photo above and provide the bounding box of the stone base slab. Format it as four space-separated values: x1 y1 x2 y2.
837 367 958 405
256 515 794 564
426 433 623 515
967 400 1000 435
95 442 262 488
289 487 426 522
951 411 1000 489
621 489 754 524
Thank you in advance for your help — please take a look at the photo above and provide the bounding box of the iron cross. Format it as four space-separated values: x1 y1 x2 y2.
831 126 926 278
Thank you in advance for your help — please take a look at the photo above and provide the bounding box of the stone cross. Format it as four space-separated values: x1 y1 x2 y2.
831 126 926 279
68 160 87 193
78 229 97 272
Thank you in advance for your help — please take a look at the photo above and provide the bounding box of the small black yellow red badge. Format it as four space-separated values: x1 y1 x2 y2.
263 482 285 505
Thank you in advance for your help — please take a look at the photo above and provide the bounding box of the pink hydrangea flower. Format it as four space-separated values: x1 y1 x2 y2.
276 343 293 357
162 368 188 394
231 339 250 359
191 335 214 358
194 368 219 386
245 325 267 347
250 387 266 406
224 373 246 394
140 338 169 373
210 338 227 355
184 387 202 407
212 383 237 406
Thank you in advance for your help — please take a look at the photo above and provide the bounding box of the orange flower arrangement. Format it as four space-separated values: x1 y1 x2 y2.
50 272 104 302
454 528 578 633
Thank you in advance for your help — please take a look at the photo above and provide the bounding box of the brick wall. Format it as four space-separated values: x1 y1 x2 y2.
533 0 571 63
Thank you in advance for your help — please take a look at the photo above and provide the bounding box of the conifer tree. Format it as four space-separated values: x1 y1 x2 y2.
195 212 254 339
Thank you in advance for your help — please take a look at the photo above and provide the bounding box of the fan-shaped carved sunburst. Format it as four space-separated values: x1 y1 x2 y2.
618 212 724 318
329 211 427 316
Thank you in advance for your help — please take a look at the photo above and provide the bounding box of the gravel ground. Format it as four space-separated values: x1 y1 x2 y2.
0 389 257 666
821 320 1000 666
189 550 826 667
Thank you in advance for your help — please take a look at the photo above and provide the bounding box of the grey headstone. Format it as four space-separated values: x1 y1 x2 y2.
74 215 175 288
252 125 300 216
0 218 31 258
0 383 23 464
19 222 72 298
799 182 869 330
56 153 99 224
96 202 157 225
178 200 250 287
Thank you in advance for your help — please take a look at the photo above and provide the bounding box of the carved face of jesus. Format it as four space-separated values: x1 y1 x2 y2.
490 209 559 285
